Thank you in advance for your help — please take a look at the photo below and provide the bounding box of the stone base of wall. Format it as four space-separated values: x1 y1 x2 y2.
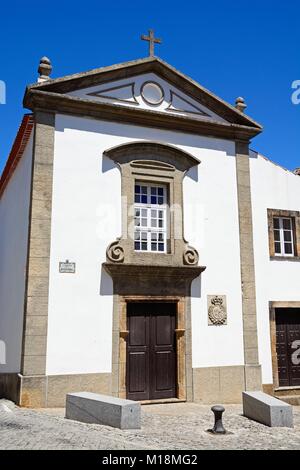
262 384 274 396
0 372 111 408
193 365 262 404
1 366 262 407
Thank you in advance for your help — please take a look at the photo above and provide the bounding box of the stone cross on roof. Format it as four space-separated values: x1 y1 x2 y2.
141 29 162 57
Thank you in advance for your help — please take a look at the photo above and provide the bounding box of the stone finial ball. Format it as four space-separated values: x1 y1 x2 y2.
40 56 51 65
38 56 52 78
235 96 247 112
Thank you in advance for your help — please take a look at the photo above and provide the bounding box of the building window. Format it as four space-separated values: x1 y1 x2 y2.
273 217 294 256
134 183 167 253
268 209 300 260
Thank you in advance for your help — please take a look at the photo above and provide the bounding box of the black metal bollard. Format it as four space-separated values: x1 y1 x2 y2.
209 405 226 434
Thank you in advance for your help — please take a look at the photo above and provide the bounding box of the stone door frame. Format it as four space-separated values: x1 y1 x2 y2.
111 295 191 402
269 301 300 391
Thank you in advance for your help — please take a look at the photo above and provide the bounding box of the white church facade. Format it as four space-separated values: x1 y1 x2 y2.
0 50 300 407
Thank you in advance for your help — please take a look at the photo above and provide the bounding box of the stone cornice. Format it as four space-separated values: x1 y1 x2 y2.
25 90 261 141
103 262 206 281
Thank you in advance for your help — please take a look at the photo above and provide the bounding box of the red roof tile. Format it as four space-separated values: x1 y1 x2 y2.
0 114 34 198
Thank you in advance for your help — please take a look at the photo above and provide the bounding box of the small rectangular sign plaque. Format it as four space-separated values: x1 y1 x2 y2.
59 260 76 273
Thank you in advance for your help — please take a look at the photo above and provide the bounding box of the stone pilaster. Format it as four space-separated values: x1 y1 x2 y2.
20 112 55 395
235 141 262 390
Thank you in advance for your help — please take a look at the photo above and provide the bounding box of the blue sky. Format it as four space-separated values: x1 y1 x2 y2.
0 0 299 174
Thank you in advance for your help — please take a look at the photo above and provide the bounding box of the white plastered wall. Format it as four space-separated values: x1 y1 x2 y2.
0 135 33 373
46 114 245 375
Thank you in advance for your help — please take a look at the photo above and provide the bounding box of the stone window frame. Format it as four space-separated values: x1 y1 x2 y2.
273 216 295 257
104 141 200 266
267 209 300 261
116 295 187 401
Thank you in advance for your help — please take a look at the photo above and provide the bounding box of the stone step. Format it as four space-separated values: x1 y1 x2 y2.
242 391 294 427
275 388 300 397
278 395 300 406
66 392 141 429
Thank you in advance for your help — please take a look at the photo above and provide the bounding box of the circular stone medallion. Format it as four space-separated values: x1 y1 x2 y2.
141 82 164 105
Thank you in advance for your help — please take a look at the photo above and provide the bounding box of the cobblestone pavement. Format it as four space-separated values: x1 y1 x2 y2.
0 399 300 450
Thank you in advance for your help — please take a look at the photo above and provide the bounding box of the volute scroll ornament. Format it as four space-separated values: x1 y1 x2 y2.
106 240 124 263
183 246 199 266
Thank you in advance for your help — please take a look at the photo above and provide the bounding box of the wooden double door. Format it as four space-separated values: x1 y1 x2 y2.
126 302 177 401
276 308 300 387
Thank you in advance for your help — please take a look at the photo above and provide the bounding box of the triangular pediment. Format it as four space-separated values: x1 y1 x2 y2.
88 82 138 104
65 71 228 123
24 57 262 132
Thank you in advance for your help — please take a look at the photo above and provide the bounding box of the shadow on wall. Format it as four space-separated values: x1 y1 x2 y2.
249 149 259 160
100 266 113 296
55 114 235 180
102 155 117 174
55 114 234 155
185 165 198 182
191 276 201 298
